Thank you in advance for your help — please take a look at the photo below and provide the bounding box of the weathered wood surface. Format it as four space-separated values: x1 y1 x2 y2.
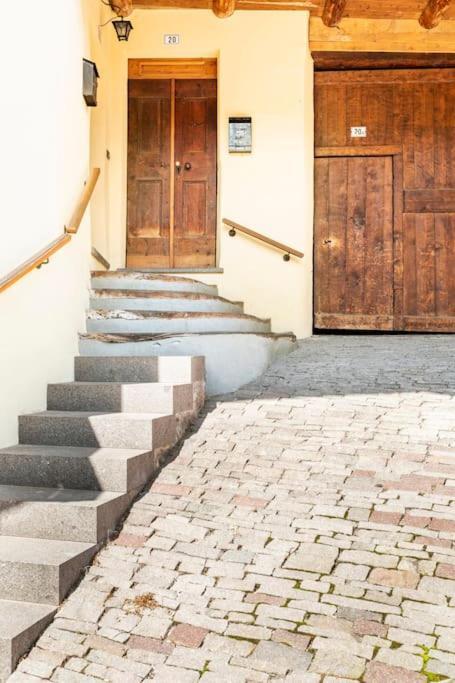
212 0 236 16
419 0 452 29
322 0 346 26
314 68 455 332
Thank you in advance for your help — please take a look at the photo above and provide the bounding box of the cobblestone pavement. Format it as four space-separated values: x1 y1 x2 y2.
11 335 455 683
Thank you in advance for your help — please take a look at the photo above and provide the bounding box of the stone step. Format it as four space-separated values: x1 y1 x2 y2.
74 354 204 384
86 310 272 334
0 444 157 492
79 332 297 396
48 381 194 414
91 288 244 313
19 411 176 450
0 485 132 543
91 271 218 295
0 599 56 682
0 536 96 605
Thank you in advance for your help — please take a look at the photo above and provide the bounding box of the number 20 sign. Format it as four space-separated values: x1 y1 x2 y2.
164 34 180 45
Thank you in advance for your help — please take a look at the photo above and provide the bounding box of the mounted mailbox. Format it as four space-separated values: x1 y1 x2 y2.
83 59 100 107
229 117 252 153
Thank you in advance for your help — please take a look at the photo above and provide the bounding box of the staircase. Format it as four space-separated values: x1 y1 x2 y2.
0 355 204 682
79 271 297 395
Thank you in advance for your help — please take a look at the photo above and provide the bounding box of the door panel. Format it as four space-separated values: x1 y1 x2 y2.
174 79 217 267
127 80 171 268
314 156 394 330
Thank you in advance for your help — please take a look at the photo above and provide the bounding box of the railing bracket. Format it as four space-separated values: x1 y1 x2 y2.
229 228 236 237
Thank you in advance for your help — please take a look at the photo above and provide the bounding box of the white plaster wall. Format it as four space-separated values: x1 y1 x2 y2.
0 0 100 447
98 10 314 338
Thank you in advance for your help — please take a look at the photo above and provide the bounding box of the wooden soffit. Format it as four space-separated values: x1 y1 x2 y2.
129 58 217 79
132 0 455 21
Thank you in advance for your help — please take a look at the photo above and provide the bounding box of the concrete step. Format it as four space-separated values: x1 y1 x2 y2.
0 445 157 492
0 599 56 682
91 271 218 295
79 332 297 396
86 310 272 334
48 381 194 414
0 536 96 605
0 485 132 543
74 355 204 384
19 411 176 450
91 288 244 313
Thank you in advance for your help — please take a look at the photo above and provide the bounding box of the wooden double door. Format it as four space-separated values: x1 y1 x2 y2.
314 68 455 332
127 77 217 268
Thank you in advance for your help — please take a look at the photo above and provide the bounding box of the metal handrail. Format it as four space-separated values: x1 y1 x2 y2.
223 218 304 261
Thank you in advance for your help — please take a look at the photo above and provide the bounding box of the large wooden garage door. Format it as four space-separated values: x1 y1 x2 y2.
314 68 455 332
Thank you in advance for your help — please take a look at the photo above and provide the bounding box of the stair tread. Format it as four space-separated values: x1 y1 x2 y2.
0 599 56 640
91 288 241 304
88 309 270 323
0 535 94 565
0 485 120 507
80 331 296 341
23 410 172 419
0 444 150 459
48 381 190 388
92 271 217 287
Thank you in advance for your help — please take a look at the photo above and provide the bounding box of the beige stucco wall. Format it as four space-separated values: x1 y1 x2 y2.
94 9 314 338
0 0 103 447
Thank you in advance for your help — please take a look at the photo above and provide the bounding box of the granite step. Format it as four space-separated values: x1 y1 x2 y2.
0 536 96 605
0 444 155 492
0 485 132 543
74 355 204 384
91 288 244 313
18 411 176 450
48 381 194 414
0 599 56 682
86 309 272 335
91 271 218 295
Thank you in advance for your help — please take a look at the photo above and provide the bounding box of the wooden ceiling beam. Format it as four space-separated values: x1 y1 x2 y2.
322 0 347 26
133 0 316 10
419 0 452 28
213 0 236 16
109 0 134 16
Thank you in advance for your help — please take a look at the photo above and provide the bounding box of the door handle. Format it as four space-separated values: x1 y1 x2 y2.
175 161 181 174
184 162 192 171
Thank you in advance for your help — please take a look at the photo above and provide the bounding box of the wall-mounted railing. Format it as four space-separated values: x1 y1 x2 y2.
0 168 101 295
223 218 304 261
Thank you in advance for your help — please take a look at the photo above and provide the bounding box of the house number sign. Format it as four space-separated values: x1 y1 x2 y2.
164 34 180 45
351 126 367 138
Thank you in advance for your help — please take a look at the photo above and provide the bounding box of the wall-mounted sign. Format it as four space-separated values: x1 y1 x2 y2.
351 126 367 138
229 117 252 153
83 59 100 107
164 34 180 45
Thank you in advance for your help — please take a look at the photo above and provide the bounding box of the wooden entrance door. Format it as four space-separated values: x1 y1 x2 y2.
315 156 394 330
127 75 217 269
314 67 455 332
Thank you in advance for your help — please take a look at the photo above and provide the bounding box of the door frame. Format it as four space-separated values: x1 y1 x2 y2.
314 145 403 330
127 58 218 269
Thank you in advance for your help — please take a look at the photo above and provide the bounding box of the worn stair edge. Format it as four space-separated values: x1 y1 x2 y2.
18 411 177 451
86 312 271 335
91 288 241 304
91 271 218 294
0 536 96 605
0 486 134 543
0 445 156 492
80 331 296 343
88 309 270 323
0 599 56 683
47 381 194 414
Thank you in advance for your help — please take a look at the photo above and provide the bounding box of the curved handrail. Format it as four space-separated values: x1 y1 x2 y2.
223 218 304 261
0 168 100 295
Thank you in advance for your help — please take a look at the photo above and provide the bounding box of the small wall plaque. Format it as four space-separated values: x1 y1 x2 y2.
83 59 100 107
164 34 180 45
351 126 367 138
229 117 252 153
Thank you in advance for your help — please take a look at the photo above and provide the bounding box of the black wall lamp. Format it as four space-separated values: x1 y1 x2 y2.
112 17 133 41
